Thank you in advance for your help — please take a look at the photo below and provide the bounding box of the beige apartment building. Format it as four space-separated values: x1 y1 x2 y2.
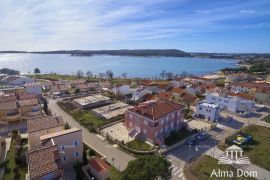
40 128 84 167
27 116 65 148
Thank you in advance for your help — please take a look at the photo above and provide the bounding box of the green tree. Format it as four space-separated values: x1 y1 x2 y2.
122 155 171 180
43 100 48 115
76 70 84 78
106 70 114 85
86 71 93 80
34 68 41 74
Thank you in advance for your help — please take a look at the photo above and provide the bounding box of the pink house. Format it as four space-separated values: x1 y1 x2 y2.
124 100 185 145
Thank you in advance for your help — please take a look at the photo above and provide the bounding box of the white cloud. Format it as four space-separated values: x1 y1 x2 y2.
0 0 269 50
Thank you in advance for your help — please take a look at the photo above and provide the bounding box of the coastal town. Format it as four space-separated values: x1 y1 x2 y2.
0 67 269 180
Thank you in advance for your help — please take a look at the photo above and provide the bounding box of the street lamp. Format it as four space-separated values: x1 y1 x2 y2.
188 145 192 173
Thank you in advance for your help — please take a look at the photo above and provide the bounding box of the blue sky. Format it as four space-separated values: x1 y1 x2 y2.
0 0 270 53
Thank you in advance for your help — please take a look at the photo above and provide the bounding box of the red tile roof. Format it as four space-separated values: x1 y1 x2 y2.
129 100 185 120
89 157 111 173
172 87 185 94
27 116 64 133
18 93 37 100
19 98 39 106
227 92 255 100
156 92 172 100
0 94 16 103
27 145 63 180
0 101 17 110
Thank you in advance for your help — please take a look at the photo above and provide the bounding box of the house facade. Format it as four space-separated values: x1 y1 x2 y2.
131 87 152 101
112 84 131 95
205 93 255 113
124 100 185 145
27 116 65 148
27 145 64 180
195 101 220 122
40 128 84 167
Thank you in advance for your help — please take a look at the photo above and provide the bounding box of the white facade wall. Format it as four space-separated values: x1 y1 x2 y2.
131 88 152 101
113 85 131 95
25 85 42 95
196 102 220 122
205 93 255 113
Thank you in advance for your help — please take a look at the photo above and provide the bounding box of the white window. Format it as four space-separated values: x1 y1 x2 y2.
129 113 133 119
177 112 180 116
143 129 147 135
160 128 164 134
144 120 148 126
161 119 164 125
129 122 133 127
154 132 158 137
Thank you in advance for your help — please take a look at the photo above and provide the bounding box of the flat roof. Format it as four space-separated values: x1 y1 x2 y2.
92 102 133 119
40 127 81 141
74 94 110 106
199 101 218 108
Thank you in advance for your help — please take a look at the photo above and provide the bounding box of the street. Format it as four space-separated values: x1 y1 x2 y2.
48 99 135 171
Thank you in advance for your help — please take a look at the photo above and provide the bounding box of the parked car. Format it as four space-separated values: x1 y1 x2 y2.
195 132 209 141
186 138 198 146
232 135 253 146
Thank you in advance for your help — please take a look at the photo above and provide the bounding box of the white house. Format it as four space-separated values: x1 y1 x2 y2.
112 84 131 95
1 76 35 86
131 87 152 101
185 84 202 95
196 101 220 122
205 92 255 113
170 79 185 88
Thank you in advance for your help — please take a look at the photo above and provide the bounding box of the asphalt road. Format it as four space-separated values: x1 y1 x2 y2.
48 99 135 171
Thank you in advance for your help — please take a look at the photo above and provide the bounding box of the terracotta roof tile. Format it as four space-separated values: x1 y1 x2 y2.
89 157 111 173
27 145 63 179
27 116 64 133
19 98 39 106
129 100 185 120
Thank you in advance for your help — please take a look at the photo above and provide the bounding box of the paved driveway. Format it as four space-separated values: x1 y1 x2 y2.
48 99 135 171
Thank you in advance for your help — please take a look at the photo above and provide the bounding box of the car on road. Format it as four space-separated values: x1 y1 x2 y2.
186 138 198 146
195 132 209 141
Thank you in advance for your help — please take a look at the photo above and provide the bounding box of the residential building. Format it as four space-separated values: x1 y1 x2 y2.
92 102 133 119
18 93 41 117
124 100 185 145
27 116 65 148
226 73 250 83
230 82 270 94
170 78 185 88
131 87 152 101
88 157 111 180
112 84 131 95
1 75 34 86
40 128 84 166
185 84 202 95
205 92 255 113
0 94 21 125
24 82 43 95
74 94 111 109
195 101 220 122
27 145 64 180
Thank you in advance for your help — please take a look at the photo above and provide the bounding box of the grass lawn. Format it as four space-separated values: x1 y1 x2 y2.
127 139 152 151
3 140 27 180
186 155 254 180
223 125 270 171
262 115 270 123
109 167 122 180
58 101 123 132
165 129 195 146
